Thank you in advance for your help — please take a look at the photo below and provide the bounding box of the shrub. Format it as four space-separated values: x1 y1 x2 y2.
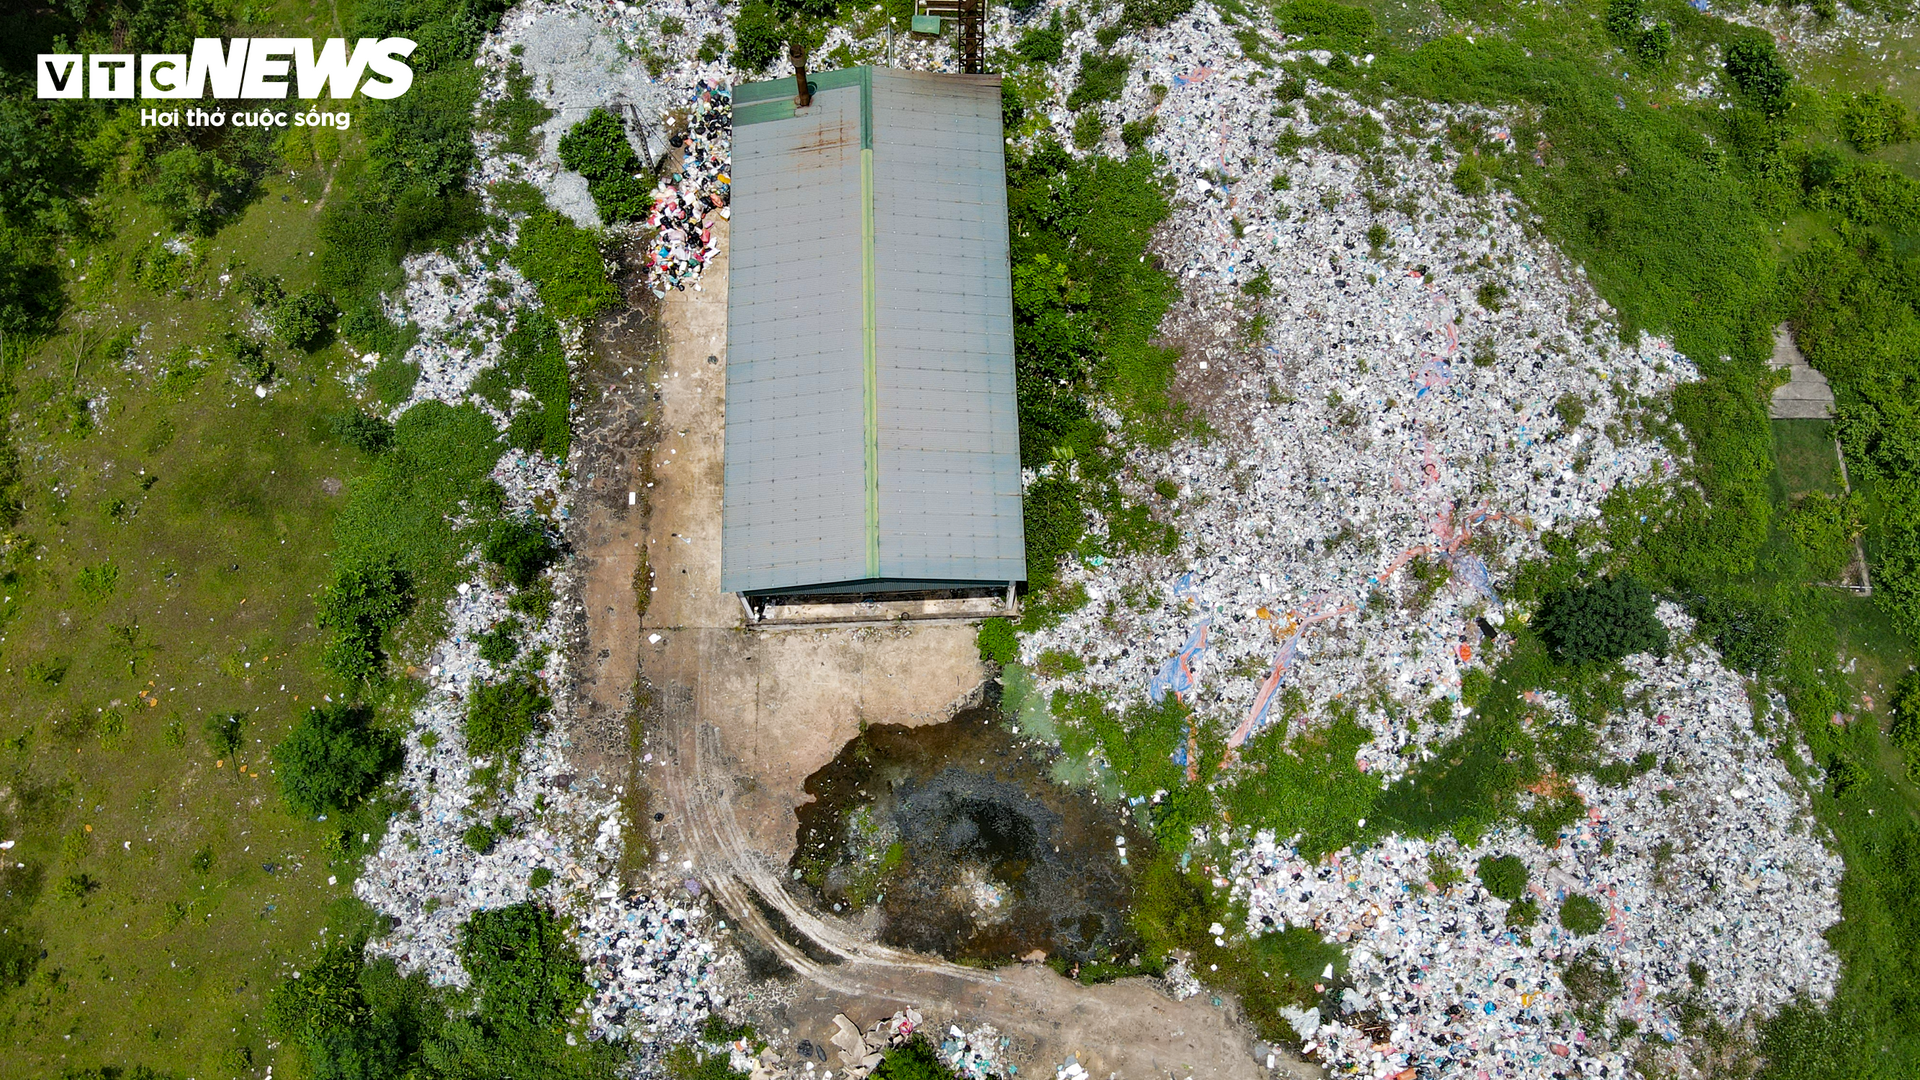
529 866 554 888
1023 477 1086 590
478 618 523 666
977 617 1017 665
1071 111 1105 150
483 517 558 589
1724 34 1791 115
1533 577 1668 664
272 290 336 351
1504 895 1539 926
1277 0 1375 43
1892 673 1920 752
1783 492 1861 580
275 702 402 816
1476 854 1528 901
1559 893 1606 935
332 411 395 455
144 145 251 235
733 0 785 73
368 356 421 406
1015 16 1065 65
1066 52 1132 111
317 558 415 682
1117 0 1194 30
225 332 274 384
1634 22 1671 66
557 109 651 223
1451 159 1487 197
510 210 619 322
1841 90 1917 153
871 1035 961 1079
1603 0 1641 39
205 711 245 756
1121 115 1158 152
465 674 550 757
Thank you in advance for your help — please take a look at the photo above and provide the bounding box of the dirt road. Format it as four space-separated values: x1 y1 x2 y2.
572 219 1318 1079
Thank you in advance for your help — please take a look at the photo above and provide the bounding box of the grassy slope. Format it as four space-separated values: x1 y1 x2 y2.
0 2 388 1073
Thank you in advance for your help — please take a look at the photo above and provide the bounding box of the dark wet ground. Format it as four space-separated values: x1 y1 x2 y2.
792 698 1148 968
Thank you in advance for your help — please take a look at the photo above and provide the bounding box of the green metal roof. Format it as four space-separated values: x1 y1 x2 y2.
721 67 1026 597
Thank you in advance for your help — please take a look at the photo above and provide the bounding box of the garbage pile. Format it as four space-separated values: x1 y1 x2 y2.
1023 31 1696 783
349 8 746 1046
1229 622 1842 1077
379 245 543 419
1002 4 1848 1075
644 83 732 298
940 1022 1016 1080
352 444 732 1044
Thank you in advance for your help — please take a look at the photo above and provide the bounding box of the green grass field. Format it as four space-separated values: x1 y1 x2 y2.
1772 418 1845 499
0 1 391 1072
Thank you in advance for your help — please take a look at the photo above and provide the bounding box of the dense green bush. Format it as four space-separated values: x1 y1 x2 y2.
317 559 414 682
273 290 336 351
1066 52 1132 111
478 618 523 666
871 1035 960 1079
732 0 786 73
1117 0 1194 31
1277 0 1374 44
483 517 558 589
332 411 395 455
510 211 619 323
1724 34 1791 115
1022 476 1086 590
1559 894 1606 935
1533 577 1668 664
474 310 572 457
465 674 551 758
1476 855 1528 902
1841 90 1917 153
1015 15 1065 64
1603 0 1641 40
275 703 402 817
143 146 250 235
976 617 1017 665
267 902 614 1080
557 109 651 223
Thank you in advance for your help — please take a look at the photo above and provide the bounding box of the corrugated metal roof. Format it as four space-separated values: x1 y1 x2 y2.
721 68 1027 596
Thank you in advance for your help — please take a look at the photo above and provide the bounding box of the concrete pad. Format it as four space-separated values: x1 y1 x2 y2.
1770 323 1834 420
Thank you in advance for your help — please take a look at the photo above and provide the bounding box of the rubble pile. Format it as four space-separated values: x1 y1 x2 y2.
1230 625 1843 1076
825 1009 927 1078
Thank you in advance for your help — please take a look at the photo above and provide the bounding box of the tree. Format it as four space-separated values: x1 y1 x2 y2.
273 289 337 351
557 109 651 223
1533 576 1668 665
275 702 402 816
